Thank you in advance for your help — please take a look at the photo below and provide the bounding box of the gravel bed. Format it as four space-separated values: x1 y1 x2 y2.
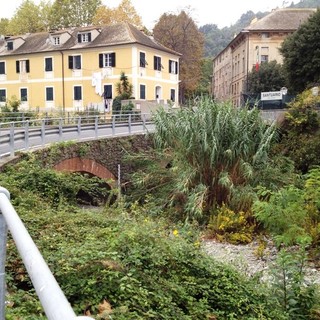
202 239 320 285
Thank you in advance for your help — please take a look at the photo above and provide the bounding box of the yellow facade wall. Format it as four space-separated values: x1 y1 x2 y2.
0 44 179 112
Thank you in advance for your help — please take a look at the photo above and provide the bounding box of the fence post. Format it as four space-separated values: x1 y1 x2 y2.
59 118 63 141
128 114 132 134
9 123 14 157
142 113 146 131
95 115 98 138
112 115 115 135
77 117 81 138
41 119 45 146
24 121 29 151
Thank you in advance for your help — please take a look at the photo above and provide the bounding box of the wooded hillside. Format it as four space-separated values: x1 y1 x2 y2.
200 0 320 58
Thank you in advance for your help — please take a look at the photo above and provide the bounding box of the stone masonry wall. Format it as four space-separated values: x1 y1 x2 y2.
0 134 154 183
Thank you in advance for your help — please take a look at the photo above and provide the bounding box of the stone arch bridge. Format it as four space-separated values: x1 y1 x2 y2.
0 134 153 186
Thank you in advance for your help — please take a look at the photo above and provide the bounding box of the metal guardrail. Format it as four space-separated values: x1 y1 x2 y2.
0 187 93 319
0 113 154 159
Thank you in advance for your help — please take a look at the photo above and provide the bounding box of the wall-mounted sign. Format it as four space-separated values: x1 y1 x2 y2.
261 91 282 101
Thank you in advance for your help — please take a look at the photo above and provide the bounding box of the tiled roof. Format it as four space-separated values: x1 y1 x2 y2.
245 8 316 31
0 23 181 56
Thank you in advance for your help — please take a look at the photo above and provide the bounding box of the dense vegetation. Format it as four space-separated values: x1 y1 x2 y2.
0 154 293 319
1 96 320 319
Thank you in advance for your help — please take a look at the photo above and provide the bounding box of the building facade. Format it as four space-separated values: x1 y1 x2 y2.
0 23 180 112
212 8 316 107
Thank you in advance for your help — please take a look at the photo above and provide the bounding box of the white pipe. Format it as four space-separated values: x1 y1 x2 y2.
0 187 92 320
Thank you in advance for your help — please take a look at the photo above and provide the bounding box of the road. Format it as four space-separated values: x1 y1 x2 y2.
0 120 155 158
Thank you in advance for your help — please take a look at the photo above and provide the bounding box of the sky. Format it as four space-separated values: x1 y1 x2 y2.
3 0 300 29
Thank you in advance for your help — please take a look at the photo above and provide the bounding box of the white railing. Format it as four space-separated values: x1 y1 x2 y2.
0 113 154 159
0 187 93 320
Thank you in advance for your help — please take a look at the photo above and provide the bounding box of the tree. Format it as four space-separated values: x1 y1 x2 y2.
246 60 287 94
194 58 213 96
93 0 142 28
49 0 102 29
112 72 133 112
0 18 10 35
153 10 204 103
7 0 48 35
280 8 320 94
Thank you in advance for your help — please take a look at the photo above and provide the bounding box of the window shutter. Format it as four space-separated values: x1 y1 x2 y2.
111 53 116 67
88 33 91 42
26 60 30 73
169 60 172 73
175 61 178 74
140 52 145 67
77 34 82 43
16 61 20 73
0 62 5 74
68 56 73 69
99 54 103 68
45 58 52 72
154 56 157 70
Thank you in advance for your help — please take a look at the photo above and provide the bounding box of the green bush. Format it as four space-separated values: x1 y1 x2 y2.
253 167 320 248
275 88 320 173
6 207 285 319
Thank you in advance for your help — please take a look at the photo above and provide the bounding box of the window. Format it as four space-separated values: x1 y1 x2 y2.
0 89 6 102
140 84 146 99
68 55 81 69
46 87 54 101
16 60 30 73
99 53 116 68
261 32 269 38
7 41 13 50
261 55 269 63
78 33 91 43
170 89 175 102
103 85 112 99
20 88 28 101
154 56 163 71
53 36 60 45
74 86 82 100
45 57 53 72
0 62 5 74
169 60 178 74
140 52 147 68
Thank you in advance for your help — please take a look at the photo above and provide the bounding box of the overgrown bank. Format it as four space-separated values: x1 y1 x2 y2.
2 95 320 319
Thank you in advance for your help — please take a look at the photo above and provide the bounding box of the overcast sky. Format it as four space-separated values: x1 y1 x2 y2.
3 0 300 29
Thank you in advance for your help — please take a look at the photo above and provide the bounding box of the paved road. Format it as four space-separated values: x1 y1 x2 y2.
0 121 155 158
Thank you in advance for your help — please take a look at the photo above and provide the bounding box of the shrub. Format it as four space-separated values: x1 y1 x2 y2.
5 208 285 319
206 205 255 244
253 167 320 249
275 88 320 173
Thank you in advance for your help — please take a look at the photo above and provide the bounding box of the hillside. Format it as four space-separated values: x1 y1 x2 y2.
200 0 320 58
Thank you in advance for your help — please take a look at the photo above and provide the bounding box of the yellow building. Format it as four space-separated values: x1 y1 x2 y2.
0 23 181 112
212 8 316 107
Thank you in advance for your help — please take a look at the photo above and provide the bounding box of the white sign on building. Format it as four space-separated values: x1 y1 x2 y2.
261 91 282 101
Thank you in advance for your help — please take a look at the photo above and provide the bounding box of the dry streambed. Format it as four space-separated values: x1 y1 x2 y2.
202 239 320 285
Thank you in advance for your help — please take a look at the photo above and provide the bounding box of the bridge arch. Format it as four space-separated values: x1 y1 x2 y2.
53 157 116 181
